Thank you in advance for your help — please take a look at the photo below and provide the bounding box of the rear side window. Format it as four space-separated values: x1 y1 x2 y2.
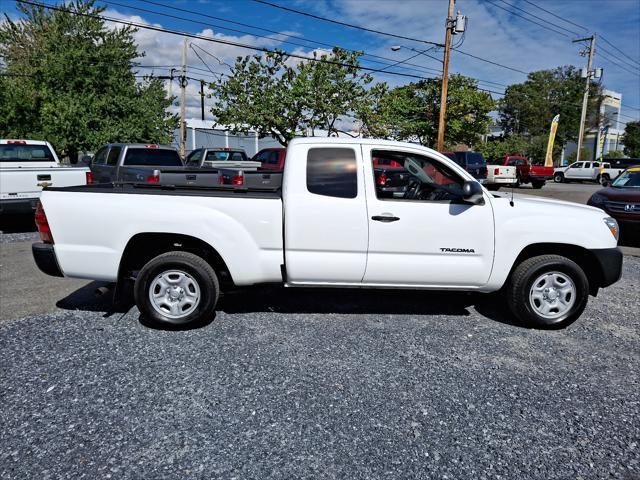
107 146 121 166
205 151 248 161
185 149 204 166
93 147 108 165
467 153 486 166
124 148 183 166
306 148 357 199
0 144 55 162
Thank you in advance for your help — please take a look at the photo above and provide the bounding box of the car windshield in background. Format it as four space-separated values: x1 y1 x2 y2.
124 148 182 167
0 144 55 162
205 151 248 161
612 169 640 188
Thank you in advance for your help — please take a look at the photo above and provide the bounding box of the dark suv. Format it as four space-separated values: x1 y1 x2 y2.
442 151 488 182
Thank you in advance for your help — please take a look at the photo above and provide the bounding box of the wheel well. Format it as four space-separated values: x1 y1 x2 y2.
510 243 604 295
118 233 234 289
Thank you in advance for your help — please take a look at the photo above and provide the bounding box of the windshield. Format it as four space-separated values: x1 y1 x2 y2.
205 151 248 162
612 169 640 188
123 148 182 167
0 144 55 162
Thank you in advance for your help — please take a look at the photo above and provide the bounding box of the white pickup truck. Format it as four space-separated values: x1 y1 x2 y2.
554 161 626 185
1 139 90 214
33 138 622 329
485 164 517 191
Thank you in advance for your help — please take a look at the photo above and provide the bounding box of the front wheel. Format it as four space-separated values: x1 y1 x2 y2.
134 251 219 327
506 255 589 329
553 173 564 183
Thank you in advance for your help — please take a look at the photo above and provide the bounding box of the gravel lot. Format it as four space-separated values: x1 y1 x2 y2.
1 257 639 479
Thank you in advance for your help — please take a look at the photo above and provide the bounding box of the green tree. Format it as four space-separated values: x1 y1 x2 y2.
362 75 495 149
476 134 530 163
210 48 380 146
0 0 176 161
498 66 601 152
622 121 640 157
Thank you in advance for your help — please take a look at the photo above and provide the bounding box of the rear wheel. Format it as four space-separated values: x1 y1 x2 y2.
486 184 501 191
531 180 545 189
134 251 219 327
506 255 589 329
553 172 564 183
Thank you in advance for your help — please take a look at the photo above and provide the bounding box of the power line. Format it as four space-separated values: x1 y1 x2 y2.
484 0 570 38
601 35 640 68
453 49 529 75
17 0 441 82
493 0 581 37
597 51 640 77
519 0 589 33
250 0 442 47
597 44 640 72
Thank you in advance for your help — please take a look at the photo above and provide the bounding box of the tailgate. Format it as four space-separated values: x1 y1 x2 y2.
530 166 554 178
488 165 516 179
0 168 87 199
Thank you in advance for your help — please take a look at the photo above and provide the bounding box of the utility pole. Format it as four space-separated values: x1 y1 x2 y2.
179 37 187 159
200 80 205 121
573 34 596 163
437 0 460 152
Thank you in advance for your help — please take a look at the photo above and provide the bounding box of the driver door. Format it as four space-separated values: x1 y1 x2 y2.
363 146 495 287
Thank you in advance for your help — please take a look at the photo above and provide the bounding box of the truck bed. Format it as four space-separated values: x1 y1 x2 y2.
41 183 284 285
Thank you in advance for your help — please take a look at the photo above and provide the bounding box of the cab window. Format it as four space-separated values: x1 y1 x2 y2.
306 148 357 199
92 147 108 165
186 149 204 166
372 150 464 202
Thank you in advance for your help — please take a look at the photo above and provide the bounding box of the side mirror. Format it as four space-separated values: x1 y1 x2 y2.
462 181 484 205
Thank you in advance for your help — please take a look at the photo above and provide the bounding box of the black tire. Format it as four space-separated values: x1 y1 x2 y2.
486 184 500 191
506 255 589 329
514 175 521 188
531 180 545 189
553 172 564 183
601 174 610 186
134 251 219 327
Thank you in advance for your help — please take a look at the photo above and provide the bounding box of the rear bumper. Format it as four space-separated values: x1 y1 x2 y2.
0 197 38 215
32 243 64 277
590 247 623 288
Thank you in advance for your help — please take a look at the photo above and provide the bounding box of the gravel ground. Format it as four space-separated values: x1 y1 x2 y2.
1 258 638 479
0 232 38 244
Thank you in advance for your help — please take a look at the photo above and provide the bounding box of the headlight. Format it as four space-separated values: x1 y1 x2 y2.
589 193 606 205
604 217 619 241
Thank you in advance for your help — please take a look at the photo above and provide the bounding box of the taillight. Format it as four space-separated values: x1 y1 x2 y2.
34 201 54 244
376 173 387 186
231 171 244 185
146 169 160 184
494 168 500 175
86 171 94 185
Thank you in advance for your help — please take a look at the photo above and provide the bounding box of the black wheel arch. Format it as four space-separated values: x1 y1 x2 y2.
116 233 234 296
507 243 612 296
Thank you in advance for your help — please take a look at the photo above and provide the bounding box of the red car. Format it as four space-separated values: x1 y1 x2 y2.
502 155 554 189
587 167 640 241
253 147 286 170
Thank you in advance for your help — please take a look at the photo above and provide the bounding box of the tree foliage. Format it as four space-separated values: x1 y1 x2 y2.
498 66 601 149
210 48 380 146
0 0 176 160
475 134 530 163
622 121 640 157
363 75 495 149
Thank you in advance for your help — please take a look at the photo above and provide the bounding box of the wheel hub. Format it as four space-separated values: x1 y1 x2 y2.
529 271 576 321
149 270 201 319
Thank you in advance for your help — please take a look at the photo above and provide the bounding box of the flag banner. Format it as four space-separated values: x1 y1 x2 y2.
544 114 560 168
598 126 609 160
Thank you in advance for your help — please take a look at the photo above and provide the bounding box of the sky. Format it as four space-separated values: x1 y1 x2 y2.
3 0 640 127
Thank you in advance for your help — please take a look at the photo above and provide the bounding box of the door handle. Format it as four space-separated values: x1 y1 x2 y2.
372 215 400 223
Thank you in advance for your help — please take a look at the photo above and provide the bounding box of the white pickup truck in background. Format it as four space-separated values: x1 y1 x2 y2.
0 139 90 215
485 164 517 191
33 138 622 330
553 160 626 185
